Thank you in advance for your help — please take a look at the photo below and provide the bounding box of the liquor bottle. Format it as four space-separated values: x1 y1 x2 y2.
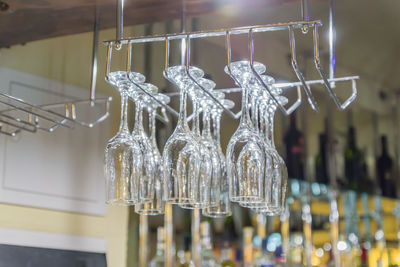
284 112 305 180
149 227 166 267
315 133 329 184
344 126 363 191
234 248 243 267
200 221 219 266
274 246 285 267
178 251 195 267
376 135 396 197
360 243 368 267
220 242 235 267
254 239 274 267
178 235 194 267
243 227 253 267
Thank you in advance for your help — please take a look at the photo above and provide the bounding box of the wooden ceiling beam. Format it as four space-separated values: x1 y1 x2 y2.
0 0 301 48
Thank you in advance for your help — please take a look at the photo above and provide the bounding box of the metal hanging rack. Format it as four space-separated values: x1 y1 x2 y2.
0 9 112 137
103 0 359 121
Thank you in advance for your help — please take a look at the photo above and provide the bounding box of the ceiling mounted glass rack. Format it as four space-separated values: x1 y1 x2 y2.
0 10 112 137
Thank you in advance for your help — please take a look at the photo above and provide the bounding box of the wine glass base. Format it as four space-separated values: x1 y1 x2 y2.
202 211 232 218
231 196 263 203
106 199 137 206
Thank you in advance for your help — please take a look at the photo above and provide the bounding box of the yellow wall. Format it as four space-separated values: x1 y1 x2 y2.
0 27 143 267
0 204 129 267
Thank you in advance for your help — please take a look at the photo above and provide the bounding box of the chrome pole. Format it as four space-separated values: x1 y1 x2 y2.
116 0 124 48
180 0 186 66
139 215 148 267
329 0 336 87
192 209 201 266
90 6 99 103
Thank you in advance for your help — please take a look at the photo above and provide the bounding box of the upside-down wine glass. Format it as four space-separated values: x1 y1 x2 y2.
104 71 145 205
225 60 266 204
238 74 275 209
179 77 215 209
252 86 288 215
130 83 159 203
162 66 203 205
135 93 170 215
203 98 234 217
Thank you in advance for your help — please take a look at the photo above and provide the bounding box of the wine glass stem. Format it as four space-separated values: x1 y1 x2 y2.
149 108 158 149
212 112 222 148
193 99 200 136
119 93 130 133
133 100 144 133
264 105 276 148
239 86 251 127
253 98 259 132
202 109 212 138
177 89 189 130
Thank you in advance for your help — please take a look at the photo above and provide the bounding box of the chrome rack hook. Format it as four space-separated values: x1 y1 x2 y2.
289 26 320 112
69 8 113 129
184 34 240 120
126 41 179 119
313 25 357 110
163 37 187 97
105 44 113 83
0 113 37 134
115 0 124 50
223 31 248 119
248 28 301 116
0 122 21 137
90 6 100 105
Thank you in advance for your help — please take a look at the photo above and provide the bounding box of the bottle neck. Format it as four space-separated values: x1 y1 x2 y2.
118 93 130 133
201 236 212 250
156 241 165 256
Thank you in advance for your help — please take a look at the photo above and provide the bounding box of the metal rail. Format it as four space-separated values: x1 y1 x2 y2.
103 20 322 45
164 76 359 97
104 0 358 120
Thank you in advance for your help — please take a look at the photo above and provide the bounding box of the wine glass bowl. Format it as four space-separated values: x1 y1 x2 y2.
203 98 234 218
135 93 170 215
162 66 205 205
225 61 267 205
104 71 145 206
129 83 159 203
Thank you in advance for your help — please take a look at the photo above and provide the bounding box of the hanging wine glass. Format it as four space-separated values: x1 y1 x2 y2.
203 98 235 218
104 71 145 205
162 66 204 204
130 83 159 203
135 93 170 215
251 85 289 215
225 60 266 205
179 77 215 209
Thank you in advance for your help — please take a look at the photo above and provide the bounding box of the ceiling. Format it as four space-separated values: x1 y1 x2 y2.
0 0 398 114
195 0 400 114
0 0 300 48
